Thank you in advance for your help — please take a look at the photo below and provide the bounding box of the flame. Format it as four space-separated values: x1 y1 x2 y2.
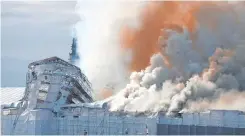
120 1 229 72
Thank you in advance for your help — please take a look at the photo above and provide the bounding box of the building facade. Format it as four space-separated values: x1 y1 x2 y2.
2 107 245 135
1 57 93 134
2 57 245 135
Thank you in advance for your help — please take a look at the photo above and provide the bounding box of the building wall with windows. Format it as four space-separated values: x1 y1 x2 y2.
157 110 245 135
1 108 157 135
2 107 245 135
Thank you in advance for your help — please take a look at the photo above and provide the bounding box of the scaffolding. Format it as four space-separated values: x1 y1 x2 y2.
1 107 157 135
157 110 245 135
2 109 245 135
56 108 157 135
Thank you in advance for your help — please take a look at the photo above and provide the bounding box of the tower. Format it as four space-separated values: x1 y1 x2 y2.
69 37 80 64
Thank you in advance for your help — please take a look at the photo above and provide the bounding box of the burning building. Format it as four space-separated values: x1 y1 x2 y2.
1 56 245 135
2 1 245 135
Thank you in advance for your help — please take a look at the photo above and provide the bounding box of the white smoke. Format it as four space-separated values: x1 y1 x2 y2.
75 1 145 97
75 1 245 114
108 3 245 114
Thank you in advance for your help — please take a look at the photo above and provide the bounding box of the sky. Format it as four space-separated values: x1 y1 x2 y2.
1 1 78 87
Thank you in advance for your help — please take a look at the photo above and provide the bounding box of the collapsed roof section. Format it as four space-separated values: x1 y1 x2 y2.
21 56 94 113
28 56 93 99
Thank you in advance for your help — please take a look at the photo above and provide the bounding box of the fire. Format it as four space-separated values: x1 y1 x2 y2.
120 1 228 72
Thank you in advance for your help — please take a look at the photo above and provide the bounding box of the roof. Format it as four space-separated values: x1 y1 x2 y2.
0 87 25 105
28 56 80 70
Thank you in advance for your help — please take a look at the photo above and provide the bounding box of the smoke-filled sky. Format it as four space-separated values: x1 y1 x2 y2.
76 1 245 113
1 1 78 87
2 1 245 114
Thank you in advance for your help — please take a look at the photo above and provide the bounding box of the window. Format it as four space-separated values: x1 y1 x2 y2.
37 84 49 103
2 109 10 115
39 84 49 91
32 72 37 80
37 90 48 101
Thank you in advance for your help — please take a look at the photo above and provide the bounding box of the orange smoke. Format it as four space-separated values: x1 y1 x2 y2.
120 1 227 72
99 88 113 99
202 48 234 81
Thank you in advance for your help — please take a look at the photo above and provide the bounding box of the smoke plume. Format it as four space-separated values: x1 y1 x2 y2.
76 1 245 114
75 1 145 99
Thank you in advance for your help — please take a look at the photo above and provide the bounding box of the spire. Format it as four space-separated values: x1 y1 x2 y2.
69 36 80 64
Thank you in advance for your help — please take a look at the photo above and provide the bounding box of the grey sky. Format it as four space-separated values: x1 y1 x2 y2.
1 1 79 87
